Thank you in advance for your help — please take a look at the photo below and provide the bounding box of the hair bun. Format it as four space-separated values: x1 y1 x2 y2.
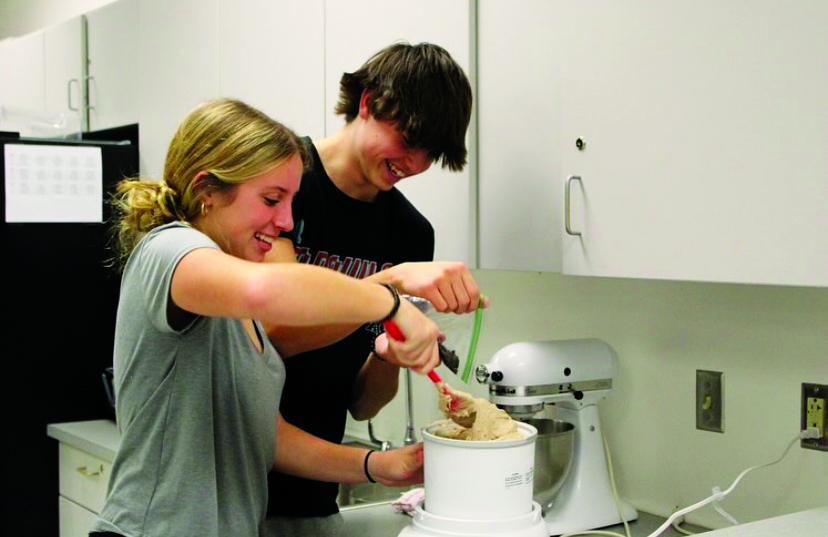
156 181 188 221
158 181 178 201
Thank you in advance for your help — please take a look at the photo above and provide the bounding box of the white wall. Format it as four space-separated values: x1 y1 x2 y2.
0 0 118 39
358 270 828 530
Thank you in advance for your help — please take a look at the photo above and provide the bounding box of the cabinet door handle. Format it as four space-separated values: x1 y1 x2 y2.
565 175 583 236
76 464 103 477
68 79 81 111
86 75 96 110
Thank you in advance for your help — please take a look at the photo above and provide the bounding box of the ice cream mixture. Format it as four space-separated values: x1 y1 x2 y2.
433 384 521 441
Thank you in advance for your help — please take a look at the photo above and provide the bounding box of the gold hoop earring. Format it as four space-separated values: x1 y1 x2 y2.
201 203 208 216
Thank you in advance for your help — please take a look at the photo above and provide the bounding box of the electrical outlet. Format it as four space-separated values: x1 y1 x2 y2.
696 370 724 433
801 383 828 452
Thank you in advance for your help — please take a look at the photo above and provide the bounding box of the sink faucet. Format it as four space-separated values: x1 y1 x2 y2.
367 419 392 451
403 369 417 445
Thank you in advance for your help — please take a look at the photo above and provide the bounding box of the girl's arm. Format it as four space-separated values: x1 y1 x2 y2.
171 247 440 373
273 414 423 486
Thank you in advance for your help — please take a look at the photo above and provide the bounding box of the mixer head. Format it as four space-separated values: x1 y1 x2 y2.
475 339 619 414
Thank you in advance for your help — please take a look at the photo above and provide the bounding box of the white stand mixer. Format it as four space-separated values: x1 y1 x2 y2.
476 339 638 535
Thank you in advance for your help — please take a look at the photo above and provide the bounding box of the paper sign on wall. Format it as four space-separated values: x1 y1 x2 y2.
4 144 103 223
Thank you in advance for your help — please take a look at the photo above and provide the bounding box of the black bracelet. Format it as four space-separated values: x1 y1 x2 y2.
378 283 400 323
364 449 377 483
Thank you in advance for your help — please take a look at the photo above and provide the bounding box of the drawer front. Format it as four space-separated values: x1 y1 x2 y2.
59 443 110 513
59 495 97 537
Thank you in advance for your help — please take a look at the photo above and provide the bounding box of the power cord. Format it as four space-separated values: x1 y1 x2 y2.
561 409 632 537
561 425 820 537
644 427 821 537
671 515 695 536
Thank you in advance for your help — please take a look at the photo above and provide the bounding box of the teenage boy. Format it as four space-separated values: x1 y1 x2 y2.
265 42 482 534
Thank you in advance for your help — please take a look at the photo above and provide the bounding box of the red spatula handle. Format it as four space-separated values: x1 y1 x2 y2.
383 319 406 341
383 320 442 384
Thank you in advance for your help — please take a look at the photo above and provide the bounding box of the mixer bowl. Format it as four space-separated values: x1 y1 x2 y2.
522 418 575 513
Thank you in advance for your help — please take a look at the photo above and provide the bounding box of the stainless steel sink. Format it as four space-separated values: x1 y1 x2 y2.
337 439 419 510
337 481 417 509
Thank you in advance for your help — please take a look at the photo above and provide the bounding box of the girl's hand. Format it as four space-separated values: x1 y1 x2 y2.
367 444 424 487
373 298 440 374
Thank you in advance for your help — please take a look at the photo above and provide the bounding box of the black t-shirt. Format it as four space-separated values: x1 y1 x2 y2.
267 139 434 517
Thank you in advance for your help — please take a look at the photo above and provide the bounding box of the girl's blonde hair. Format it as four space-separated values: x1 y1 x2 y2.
110 98 308 269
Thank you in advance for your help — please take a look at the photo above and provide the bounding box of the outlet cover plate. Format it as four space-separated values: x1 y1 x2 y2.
801 383 828 452
696 370 724 433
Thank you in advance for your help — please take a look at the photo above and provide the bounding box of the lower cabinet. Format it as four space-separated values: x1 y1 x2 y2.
57 443 110 536
59 496 97 537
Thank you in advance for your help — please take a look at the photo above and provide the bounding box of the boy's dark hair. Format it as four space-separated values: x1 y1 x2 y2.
335 42 473 172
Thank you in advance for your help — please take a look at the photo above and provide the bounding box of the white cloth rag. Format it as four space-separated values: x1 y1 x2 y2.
391 488 425 516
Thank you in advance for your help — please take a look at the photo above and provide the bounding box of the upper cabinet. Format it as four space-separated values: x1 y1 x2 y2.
558 1 828 287
136 0 326 176
2 6 134 137
477 0 562 272
0 31 46 135
478 0 828 287
43 17 85 127
86 0 140 132
136 0 219 175
0 19 83 138
216 0 325 140
324 0 475 265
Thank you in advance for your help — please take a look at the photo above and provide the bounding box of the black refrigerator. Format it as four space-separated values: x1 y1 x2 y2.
1 125 138 535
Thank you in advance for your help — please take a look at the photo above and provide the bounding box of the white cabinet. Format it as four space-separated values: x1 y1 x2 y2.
136 0 328 175
43 17 85 128
558 1 828 287
135 0 327 175
49 421 120 537
477 0 563 271
0 31 46 135
477 1 828 287
217 0 325 139
1 1 138 136
136 0 219 175
59 496 98 537
0 20 83 138
86 0 140 132
324 0 475 265
2 5 134 137
57 443 111 537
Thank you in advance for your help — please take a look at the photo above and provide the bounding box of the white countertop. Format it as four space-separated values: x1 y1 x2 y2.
339 504 705 537
47 420 825 536
47 419 119 462
700 506 827 537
